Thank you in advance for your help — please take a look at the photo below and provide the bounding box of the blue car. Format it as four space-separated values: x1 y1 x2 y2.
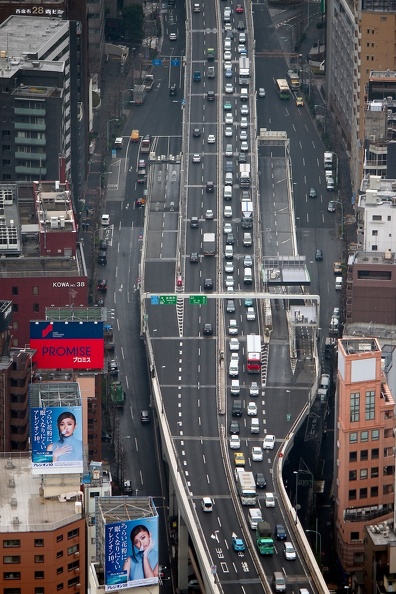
244 298 253 307
232 537 246 552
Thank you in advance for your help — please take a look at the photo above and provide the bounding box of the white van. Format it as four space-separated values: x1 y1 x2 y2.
244 267 253 284
250 417 260 434
326 177 335 191
240 87 248 101
320 374 330 390
248 508 262 529
230 379 240 395
201 497 213 512
224 186 232 201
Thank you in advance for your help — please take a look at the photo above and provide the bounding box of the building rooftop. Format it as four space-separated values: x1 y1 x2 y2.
339 337 380 355
359 175 396 207
348 251 396 265
0 16 68 79
0 453 83 533
365 521 396 547
29 381 82 408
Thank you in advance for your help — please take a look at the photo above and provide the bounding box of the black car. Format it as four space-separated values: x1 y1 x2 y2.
190 217 199 228
99 239 108 250
237 20 245 30
190 252 199 263
275 524 287 540
226 299 235 313
204 278 213 290
169 84 177 96
226 233 235 245
98 250 107 265
207 91 215 101
231 400 243 417
315 249 323 261
206 181 214 193
97 279 107 292
255 472 267 488
193 128 201 138
229 420 240 434
203 323 213 335
238 152 247 163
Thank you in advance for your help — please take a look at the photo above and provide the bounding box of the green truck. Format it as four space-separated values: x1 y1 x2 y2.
207 48 215 61
256 521 274 555
110 381 125 407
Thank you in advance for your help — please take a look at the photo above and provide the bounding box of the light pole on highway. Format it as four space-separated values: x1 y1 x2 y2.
306 529 322 561
293 470 299 524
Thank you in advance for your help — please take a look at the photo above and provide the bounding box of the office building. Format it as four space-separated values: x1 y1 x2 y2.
335 337 395 575
364 520 396 594
327 0 396 191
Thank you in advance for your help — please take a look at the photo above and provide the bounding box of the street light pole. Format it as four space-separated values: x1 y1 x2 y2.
305 529 322 561
293 471 299 524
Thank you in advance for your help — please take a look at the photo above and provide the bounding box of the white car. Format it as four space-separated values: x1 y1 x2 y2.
237 44 246 54
224 50 232 61
252 446 263 462
239 130 248 141
224 205 233 218
225 126 233 137
240 105 249 115
207 134 216 144
244 255 253 267
205 209 214 219
263 434 276 449
246 307 256 321
101 214 110 226
224 60 232 71
240 140 249 152
258 87 266 97
201 497 213 512
225 113 234 125
228 319 238 335
264 492 275 507
250 382 260 397
247 401 257 416
240 116 248 129
225 261 234 273
192 153 201 163
229 435 240 449
225 83 234 94
283 542 297 561
229 338 240 351
225 68 233 78
225 276 235 288
223 222 232 234
230 352 239 362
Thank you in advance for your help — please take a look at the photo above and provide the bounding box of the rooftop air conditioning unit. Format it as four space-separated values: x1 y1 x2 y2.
370 135 376 142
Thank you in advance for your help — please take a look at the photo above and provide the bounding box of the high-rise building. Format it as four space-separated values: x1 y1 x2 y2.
335 337 395 574
327 0 396 191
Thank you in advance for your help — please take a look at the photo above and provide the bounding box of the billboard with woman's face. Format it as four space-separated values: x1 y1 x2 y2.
31 406 83 474
105 516 159 590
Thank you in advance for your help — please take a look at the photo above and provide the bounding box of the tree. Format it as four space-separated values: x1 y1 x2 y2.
122 4 144 44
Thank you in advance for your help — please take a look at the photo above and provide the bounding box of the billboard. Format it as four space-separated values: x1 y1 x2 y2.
105 516 159 591
30 321 104 369
31 406 83 475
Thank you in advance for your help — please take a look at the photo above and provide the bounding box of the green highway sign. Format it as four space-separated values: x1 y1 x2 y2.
189 295 207 305
160 295 177 305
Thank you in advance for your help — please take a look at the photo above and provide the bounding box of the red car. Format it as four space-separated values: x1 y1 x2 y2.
135 198 146 207
235 4 243 12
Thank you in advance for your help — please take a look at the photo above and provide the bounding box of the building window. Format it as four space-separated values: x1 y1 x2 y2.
372 429 379 440
365 391 375 420
371 448 379 459
371 467 378 478
350 392 360 422
35 589 44 594
388 216 391 221
349 470 357 481
371 486 378 497
67 529 79 540
3 541 20 548
372 215 382 221
57 567 63 575
67 545 78 555
360 450 368 461
372 230 378 236
34 555 44 563
384 465 394 475
4 572 21 579
68 577 79 587
371 245 378 251
34 571 44 579
33 303 39 312
349 432 358 443
349 451 357 462
11 287 18 295
360 431 368 442
34 539 44 547
56 551 63 558
56 585 64 591
348 490 356 500
56 535 63 543
351 531 359 540
360 488 367 498
4 589 21 594
360 469 368 479
3 557 20 564
33 286 39 295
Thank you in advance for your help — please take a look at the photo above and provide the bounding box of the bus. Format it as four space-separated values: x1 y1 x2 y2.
238 57 250 85
246 334 261 373
276 78 291 99
287 69 300 91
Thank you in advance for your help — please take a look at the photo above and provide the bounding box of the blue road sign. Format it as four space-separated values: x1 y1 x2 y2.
181 99 186 106
151 295 160 305
152 59 162 66
171 58 180 66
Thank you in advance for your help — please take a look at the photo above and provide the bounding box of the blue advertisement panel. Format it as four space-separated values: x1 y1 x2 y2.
105 516 159 591
31 406 83 475
30 321 104 369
